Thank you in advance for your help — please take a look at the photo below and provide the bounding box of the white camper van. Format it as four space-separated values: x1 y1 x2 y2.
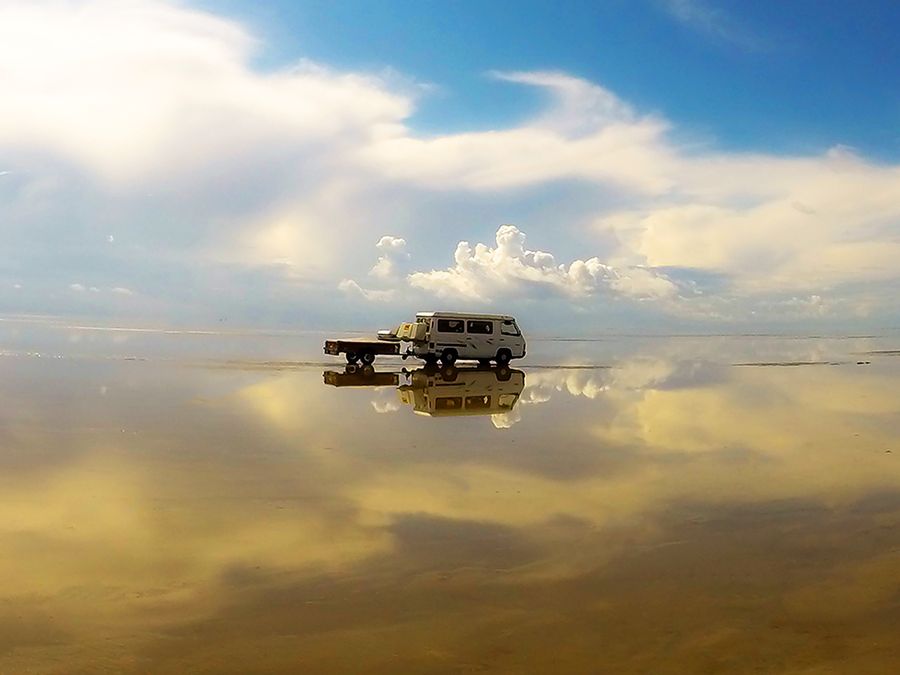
325 311 527 366
408 312 526 366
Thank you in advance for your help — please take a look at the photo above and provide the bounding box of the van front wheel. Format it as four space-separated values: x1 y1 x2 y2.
440 349 458 366
495 349 511 366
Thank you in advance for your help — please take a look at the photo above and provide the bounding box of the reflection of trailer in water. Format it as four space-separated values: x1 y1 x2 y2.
323 365 399 388
398 366 524 417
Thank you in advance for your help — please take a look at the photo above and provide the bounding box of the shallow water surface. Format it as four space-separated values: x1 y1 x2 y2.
2 323 900 673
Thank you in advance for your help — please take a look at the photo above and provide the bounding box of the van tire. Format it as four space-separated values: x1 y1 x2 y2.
441 349 458 366
360 351 375 365
496 349 511 366
345 351 359 364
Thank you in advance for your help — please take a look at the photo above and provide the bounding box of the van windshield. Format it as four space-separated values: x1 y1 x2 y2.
500 320 520 336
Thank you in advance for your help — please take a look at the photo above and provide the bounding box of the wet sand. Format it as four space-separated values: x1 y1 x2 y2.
2 322 900 673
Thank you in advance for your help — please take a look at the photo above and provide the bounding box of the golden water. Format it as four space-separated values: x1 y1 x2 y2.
2 325 899 673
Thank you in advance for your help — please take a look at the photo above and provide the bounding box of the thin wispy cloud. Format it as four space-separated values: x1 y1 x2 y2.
660 0 769 51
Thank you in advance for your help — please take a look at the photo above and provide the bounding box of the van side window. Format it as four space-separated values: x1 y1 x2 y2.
437 319 464 333
467 320 493 334
500 320 520 336
497 393 519 409
465 395 491 410
435 396 462 410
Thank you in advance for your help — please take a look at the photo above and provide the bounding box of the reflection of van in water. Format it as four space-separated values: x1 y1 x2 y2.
398 366 524 418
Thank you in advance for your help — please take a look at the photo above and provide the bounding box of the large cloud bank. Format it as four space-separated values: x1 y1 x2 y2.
407 225 678 301
2 0 899 326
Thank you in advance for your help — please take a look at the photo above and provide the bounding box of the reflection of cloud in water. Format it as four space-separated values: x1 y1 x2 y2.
520 359 675 406
611 358 676 390
3 350 900 671
519 371 605 406
491 407 521 429
519 359 729 419
370 391 400 413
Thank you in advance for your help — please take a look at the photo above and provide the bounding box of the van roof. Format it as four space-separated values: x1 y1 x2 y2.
416 311 516 321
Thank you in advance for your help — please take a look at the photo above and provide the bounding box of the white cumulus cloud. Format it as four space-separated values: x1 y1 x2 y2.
0 0 421 286
408 224 678 302
370 235 409 279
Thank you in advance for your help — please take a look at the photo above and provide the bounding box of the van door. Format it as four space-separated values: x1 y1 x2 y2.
465 319 495 358
433 318 466 355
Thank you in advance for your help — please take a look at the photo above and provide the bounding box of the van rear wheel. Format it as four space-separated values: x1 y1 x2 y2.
345 351 359 364
360 351 375 365
440 349 458 366
495 349 511 366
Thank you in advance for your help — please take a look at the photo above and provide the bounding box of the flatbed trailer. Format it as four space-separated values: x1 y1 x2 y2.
323 367 399 387
324 337 400 364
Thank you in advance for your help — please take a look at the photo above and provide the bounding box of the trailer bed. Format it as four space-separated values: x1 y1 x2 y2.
324 337 400 364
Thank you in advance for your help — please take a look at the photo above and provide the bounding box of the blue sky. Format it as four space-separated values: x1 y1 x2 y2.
204 0 900 158
1 0 900 332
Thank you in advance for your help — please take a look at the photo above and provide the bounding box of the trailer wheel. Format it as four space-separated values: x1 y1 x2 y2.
345 351 359 364
478 359 491 367
440 349 458 366
495 349 511 366
360 351 375 365
424 355 438 366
